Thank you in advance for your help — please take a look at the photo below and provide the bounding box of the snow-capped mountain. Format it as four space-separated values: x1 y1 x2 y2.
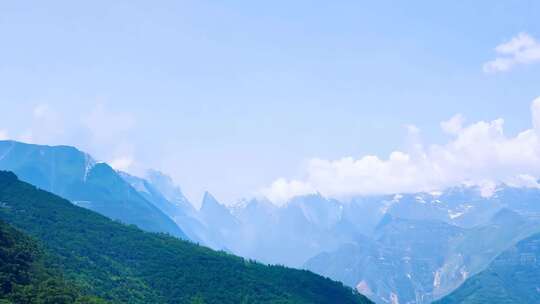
5 140 540 304
188 183 540 303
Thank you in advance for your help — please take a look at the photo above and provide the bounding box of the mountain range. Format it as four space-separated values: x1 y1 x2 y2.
435 231 540 303
2 139 540 303
0 140 187 239
0 170 371 303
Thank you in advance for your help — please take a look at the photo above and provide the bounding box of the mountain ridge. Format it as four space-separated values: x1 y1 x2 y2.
0 170 372 304
0 140 187 239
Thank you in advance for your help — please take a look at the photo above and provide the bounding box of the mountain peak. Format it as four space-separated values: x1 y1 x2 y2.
145 169 177 189
202 191 220 208
144 169 191 206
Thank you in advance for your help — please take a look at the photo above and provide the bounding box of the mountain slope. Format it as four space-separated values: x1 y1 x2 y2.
225 194 360 267
119 171 205 243
0 219 106 304
304 209 540 304
197 191 241 250
0 140 187 239
0 171 372 304
434 232 540 304
305 216 466 304
432 208 540 299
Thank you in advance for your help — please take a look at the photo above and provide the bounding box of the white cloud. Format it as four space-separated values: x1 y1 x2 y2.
262 178 316 204
33 104 54 119
406 124 420 135
0 130 9 140
11 102 139 174
18 104 63 144
441 114 465 135
531 97 540 133
262 97 540 204
82 103 136 144
109 155 134 171
80 103 138 173
483 32 540 73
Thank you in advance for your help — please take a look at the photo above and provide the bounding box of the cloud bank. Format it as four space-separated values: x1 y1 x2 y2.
483 32 540 73
1 103 137 172
262 97 540 204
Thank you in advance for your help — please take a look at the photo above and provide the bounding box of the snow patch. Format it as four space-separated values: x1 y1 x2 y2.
415 195 426 204
380 194 402 214
448 211 464 219
433 270 442 288
430 190 443 197
390 292 400 304
356 280 373 296
83 153 96 182
460 268 469 280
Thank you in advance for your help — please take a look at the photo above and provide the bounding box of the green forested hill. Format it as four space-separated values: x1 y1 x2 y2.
0 219 106 303
0 171 371 304
434 232 540 304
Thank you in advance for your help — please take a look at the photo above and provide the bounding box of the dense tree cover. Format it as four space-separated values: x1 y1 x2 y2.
0 218 106 303
0 171 372 304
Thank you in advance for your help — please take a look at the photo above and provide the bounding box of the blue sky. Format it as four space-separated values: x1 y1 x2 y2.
1 1 539 204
